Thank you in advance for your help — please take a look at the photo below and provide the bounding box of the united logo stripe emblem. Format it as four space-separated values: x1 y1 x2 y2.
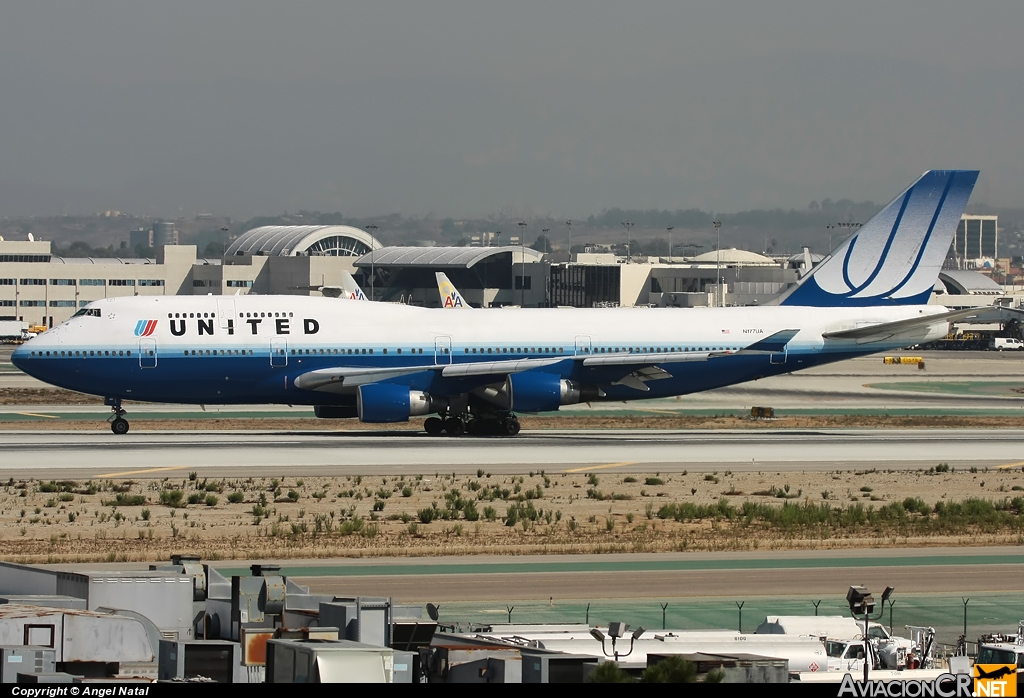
134 320 157 337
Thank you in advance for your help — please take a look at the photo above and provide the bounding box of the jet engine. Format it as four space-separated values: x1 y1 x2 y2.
356 383 444 423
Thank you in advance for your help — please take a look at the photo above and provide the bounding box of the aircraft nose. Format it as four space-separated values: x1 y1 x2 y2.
11 335 55 375
10 343 32 372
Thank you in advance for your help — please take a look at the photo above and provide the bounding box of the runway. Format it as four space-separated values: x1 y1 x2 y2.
3 428 1023 478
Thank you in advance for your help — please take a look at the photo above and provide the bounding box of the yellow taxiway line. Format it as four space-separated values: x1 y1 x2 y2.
96 465 194 478
564 461 637 474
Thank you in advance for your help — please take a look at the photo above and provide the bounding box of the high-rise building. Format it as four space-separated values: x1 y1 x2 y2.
153 221 178 247
954 214 998 263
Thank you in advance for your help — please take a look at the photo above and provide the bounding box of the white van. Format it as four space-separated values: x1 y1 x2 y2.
991 337 1024 350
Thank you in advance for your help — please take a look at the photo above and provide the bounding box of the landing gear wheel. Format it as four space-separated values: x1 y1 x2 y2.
502 417 521 436
443 417 465 436
424 417 444 436
111 417 130 435
466 418 481 435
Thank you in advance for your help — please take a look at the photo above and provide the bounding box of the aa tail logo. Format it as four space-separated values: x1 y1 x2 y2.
780 170 979 307
436 272 469 309
134 320 157 337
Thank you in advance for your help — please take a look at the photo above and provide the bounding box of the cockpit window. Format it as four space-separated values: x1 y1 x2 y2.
72 308 101 318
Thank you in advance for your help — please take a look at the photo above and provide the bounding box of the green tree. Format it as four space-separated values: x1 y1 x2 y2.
641 656 697 683
588 661 634 683
530 235 552 253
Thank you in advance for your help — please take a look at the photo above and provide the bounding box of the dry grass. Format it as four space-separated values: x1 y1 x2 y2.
3 466 1021 564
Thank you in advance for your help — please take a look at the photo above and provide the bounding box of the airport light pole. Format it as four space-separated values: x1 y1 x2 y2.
566 220 573 260
365 224 379 301
714 218 723 305
847 585 894 684
518 221 527 306
621 221 634 263
591 623 645 662
667 226 674 263
826 224 836 253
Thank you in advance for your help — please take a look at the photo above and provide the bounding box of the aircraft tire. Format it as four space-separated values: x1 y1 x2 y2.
111 418 130 435
502 417 521 436
424 417 444 436
443 417 465 436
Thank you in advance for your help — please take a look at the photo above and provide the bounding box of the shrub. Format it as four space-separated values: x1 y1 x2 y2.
227 491 244 504
402 486 413 497
646 477 664 486
159 490 185 507
141 508 151 521
187 493 203 505
205 495 218 507
102 493 146 507
417 507 436 524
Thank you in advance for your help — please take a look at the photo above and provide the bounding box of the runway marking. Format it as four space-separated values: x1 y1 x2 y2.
564 461 637 473
96 465 194 478
996 460 1024 470
15 412 58 419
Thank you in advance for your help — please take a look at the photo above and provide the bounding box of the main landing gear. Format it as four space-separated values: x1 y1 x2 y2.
424 413 520 437
105 397 130 435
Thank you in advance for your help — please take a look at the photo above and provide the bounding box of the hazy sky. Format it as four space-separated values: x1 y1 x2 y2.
1 1 1021 218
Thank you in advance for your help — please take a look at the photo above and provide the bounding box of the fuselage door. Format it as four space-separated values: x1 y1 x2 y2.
574 335 593 356
139 339 157 368
217 298 235 331
271 337 288 368
434 336 452 365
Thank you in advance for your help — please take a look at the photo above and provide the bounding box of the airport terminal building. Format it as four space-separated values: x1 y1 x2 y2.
1 219 1015 327
0 226 382 326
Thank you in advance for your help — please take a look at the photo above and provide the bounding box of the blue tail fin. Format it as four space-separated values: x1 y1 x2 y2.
779 170 979 307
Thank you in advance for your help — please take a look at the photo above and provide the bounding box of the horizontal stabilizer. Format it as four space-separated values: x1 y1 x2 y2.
822 307 984 341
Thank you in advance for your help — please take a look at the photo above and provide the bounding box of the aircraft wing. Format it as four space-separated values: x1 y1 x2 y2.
293 357 567 392
295 330 804 394
293 365 435 391
440 357 564 376
822 307 984 342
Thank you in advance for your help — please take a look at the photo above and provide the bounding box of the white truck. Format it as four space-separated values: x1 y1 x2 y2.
975 622 1024 676
991 337 1024 350
756 615 918 670
0 320 30 343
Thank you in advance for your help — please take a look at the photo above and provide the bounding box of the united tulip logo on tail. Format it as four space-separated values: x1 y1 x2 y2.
134 320 157 337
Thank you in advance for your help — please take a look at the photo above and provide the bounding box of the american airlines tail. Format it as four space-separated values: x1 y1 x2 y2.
778 170 979 307
436 272 470 308
340 271 368 301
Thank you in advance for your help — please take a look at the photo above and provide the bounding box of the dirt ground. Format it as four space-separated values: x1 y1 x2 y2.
2 465 1021 564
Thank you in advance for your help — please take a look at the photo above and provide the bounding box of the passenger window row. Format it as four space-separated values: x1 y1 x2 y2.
29 350 130 357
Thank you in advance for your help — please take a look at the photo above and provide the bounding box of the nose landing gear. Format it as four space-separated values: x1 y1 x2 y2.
105 397 130 435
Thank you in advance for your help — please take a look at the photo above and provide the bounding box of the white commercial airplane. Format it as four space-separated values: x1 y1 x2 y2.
13 170 980 436
297 271 368 300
